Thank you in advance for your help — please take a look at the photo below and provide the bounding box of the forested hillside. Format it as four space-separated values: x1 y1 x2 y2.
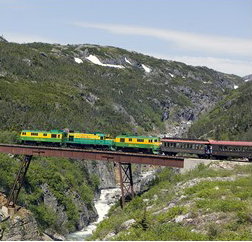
0 39 244 137
187 81 252 140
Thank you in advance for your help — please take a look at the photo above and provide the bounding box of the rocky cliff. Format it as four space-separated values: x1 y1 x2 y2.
0 192 41 241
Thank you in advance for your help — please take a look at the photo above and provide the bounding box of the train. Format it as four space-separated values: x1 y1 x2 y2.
18 129 252 161
19 129 161 154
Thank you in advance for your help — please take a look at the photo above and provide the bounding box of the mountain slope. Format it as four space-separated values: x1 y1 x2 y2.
187 81 252 140
0 40 244 136
87 162 251 241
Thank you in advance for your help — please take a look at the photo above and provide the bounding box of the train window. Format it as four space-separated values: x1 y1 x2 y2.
120 138 125 142
22 132 26 135
154 139 157 142
31 133 38 136
137 139 144 142
43 133 47 137
58 135 60 138
51 134 57 138
149 140 153 143
129 138 132 142
100 137 104 140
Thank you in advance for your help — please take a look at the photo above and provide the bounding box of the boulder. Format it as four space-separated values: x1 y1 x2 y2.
120 219 136 231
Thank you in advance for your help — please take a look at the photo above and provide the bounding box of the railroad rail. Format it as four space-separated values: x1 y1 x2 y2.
0 144 184 212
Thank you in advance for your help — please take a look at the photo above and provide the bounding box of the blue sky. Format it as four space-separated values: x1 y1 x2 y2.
1 0 251 76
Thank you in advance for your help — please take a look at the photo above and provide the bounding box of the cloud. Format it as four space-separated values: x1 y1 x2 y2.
72 22 252 57
149 53 251 76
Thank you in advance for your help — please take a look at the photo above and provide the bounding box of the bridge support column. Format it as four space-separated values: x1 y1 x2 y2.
6 155 32 209
118 162 134 207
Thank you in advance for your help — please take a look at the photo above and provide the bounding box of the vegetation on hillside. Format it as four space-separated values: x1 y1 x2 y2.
87 162 252 241
0 153 100 234
0 41 243 136
187 81 252 140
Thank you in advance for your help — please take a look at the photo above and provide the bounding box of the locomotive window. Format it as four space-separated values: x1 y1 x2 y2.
51 134 57 138
129 138 132 142
120 138 125 142
31 133 38 136
43 133 47 137
137 139 144 142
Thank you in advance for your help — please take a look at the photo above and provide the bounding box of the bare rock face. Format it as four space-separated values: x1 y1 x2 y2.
82 160 117 189
2 210 40 241
41 183 98 235
0 193 41 241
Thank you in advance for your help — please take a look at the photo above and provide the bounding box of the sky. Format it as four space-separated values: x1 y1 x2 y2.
0 0 251 76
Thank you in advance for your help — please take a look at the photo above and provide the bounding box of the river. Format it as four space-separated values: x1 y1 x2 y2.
66 187 121 241
66 169 155 241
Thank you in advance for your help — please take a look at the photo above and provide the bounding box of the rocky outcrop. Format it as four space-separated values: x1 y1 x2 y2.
82 160 117 189
0 193 41 241
41 183 98 236
1 209 41 241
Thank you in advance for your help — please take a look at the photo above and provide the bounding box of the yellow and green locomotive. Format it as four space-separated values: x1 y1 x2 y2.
19 130 67 146
114 134 161 154
19 130 161 154
66 131 115 150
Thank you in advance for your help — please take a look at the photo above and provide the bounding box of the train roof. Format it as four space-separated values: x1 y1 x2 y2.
21 129 64 133
209 140 252 146
116 134 159 139
69 132 105 136
161 138 209 144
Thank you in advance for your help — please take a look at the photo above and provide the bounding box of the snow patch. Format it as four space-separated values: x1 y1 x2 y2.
234 85 238 89
169 73 174 77
74 57 83 64
142 64 151 73
86 54 124 69
125 57 132 65
244 79 250 82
